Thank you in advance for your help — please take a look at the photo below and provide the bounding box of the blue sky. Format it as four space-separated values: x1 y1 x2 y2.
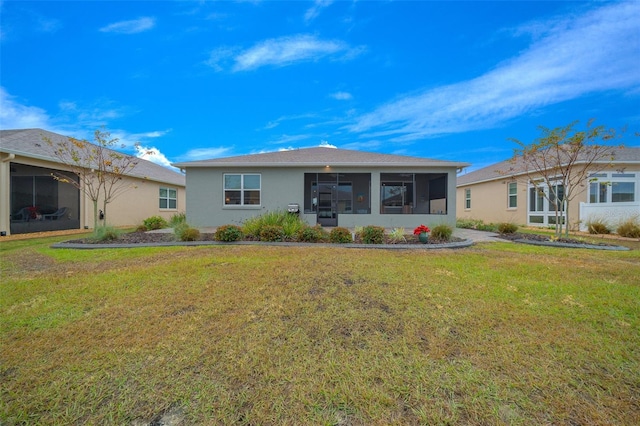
1 0 638 172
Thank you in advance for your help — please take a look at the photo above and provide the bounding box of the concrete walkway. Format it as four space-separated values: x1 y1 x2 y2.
452 228 501 243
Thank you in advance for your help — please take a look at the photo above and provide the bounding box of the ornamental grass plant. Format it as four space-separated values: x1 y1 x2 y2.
242 209 306 239
616 217 640 238
430 224 453 241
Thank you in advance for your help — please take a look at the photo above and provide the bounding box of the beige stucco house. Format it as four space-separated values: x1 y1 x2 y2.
0 129 186 236
456 147 640 231
173 147 468 230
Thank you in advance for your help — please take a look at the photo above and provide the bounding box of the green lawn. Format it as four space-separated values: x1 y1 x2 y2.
1 236 639 425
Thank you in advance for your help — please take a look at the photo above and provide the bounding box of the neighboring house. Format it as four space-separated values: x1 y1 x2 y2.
0 129 186 236
456 147 640 231
172 147 468 229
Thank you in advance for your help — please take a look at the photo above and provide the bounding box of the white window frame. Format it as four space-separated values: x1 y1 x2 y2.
223 173 261 207
464 188 471 210
588 172 636 204
527 180 565 226
507 182 517 209
159 187 177 210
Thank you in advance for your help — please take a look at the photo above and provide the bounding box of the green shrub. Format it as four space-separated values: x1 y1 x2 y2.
497 222 518 234
430 224 453 242
456 218 497 232
169 212 187 228
215 225 244 242
456 219 483 229
477 222 498 232
260 225 285 242
297 225 327 243
178 227 200 242
92 225 121 242
143 215 168 230
361 225 385 244
329 227 353 243
172 222 200 241
388 227 406 244
616 218 640 238
135 224 147 233
587 218 610 235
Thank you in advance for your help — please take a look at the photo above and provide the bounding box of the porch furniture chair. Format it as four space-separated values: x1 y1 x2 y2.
43 207 68 220
12 207 31 222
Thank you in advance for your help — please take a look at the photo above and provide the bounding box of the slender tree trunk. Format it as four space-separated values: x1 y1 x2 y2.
92 199 98 230
102 200 108 226
564 199 570 238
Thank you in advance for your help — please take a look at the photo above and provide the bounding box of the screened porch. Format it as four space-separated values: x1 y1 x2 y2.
10 163 80 234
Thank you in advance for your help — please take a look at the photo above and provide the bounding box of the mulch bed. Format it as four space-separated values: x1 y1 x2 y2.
66 230 462 245
496 232 619 247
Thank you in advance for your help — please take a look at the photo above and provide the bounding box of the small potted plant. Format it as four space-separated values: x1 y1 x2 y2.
27 206 39 221
413 224 431 243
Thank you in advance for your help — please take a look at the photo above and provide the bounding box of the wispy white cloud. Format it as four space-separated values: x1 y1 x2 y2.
262 113 318 130
99 17 155 34
233 34 343 71
330 91 352 101
130 130 171 140
0 7 61 42
205 46 238 72
305 0 334 23
270 134 311 145
57 98 128 128
181 147 232 161
348 2 640 142
228 34 361 72
0 86 51 129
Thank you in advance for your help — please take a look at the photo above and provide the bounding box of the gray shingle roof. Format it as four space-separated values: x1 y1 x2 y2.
457 147 640 186
172 147 469 169
0 128 185 186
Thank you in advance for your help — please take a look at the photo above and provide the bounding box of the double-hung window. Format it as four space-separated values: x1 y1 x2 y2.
159 187 177 209
224 174 261 206
465 188 471 209
589 173 608 203
507 182 517 208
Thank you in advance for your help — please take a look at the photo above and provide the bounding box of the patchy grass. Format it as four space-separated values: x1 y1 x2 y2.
1 238 639 425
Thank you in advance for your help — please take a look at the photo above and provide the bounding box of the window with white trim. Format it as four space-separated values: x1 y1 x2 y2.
465 188 471 209
159 187 177 209
527 182 565 226
588 172 636 203
224 174 261 206
507 182 517 208
589 173 608 203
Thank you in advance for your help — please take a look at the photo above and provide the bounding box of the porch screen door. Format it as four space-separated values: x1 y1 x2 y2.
317 184 338 226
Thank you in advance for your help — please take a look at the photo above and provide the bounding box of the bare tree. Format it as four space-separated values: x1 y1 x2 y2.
501 119 621 237
43 128 144 230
